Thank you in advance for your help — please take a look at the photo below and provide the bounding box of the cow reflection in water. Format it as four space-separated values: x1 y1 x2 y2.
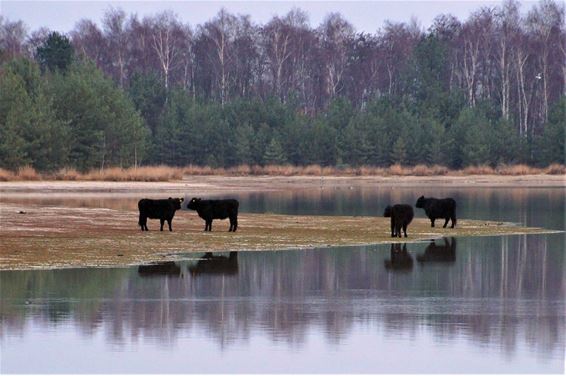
138 261 181 276
417 237 457 263
384 243 413 271
188 252 238 276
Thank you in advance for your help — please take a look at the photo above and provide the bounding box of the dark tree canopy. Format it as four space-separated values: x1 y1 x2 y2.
36 32 74 72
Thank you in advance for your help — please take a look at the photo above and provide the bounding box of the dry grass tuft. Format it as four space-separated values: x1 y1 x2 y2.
261 164 297 176
496 164 543 175
16 166 41 180
0 168 16 181
302 164 323 176
227 164 252 176
387 164 412 176
81 166 183 182
461 165 496 175
182 165 226 175
50 168 81 181
544 163 566 175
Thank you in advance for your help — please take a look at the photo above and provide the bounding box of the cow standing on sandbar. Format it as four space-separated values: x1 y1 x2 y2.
138 197 184 231
187 198 239 232
415 196 457 228
383 204 414 238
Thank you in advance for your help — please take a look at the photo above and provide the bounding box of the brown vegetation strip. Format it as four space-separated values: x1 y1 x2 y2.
1 163 565 182
0 203 558 270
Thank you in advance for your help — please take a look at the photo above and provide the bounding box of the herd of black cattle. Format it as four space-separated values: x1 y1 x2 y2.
137 195 457 237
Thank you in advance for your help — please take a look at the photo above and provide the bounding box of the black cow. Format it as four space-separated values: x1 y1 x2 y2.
415 196 457 228
187 198 239 232
188 252 238 276
417 237 457 263
383 204 414 238
138 197 183 231
384 243 413 271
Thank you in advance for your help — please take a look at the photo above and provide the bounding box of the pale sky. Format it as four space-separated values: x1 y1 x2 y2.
2 0 537 34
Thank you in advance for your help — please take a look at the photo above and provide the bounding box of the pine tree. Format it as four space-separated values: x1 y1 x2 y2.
234 124 252 164
390 137 407 165
263 137 287 165
36 32 74 73
0 70 32 169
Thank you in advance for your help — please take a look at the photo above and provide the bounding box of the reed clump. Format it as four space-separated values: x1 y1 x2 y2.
0 168 16 181
81 166 183 181
544 163 566 175
496 164 547 175
16 166 41 180
461 165 496 175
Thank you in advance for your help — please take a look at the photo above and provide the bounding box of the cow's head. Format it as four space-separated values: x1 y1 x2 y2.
169 197 183 210
383 205 392 217
187 197 201 210
415 195 425 208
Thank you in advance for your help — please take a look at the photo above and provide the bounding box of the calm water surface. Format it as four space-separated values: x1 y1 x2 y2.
1 187 564 373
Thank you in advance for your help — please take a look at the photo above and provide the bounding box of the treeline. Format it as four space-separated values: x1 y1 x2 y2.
0 0 564 171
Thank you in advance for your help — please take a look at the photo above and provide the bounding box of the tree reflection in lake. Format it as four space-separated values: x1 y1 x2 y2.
1 235 564 363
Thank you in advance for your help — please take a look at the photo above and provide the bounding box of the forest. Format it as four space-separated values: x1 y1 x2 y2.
0 0 564 172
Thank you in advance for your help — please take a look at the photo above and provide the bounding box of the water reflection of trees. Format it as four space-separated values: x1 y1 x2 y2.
1 235 564 357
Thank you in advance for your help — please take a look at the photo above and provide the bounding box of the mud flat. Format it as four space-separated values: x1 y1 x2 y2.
0 202 559 270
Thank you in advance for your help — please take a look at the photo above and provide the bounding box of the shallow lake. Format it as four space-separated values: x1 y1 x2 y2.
1 186 564 373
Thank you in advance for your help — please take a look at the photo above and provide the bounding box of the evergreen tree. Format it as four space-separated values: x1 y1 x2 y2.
390 136 407 165
263 137 287 165
47 62 147 170
36 32 74 73
234 124 253 164
0 68 33 169
534 97 566 165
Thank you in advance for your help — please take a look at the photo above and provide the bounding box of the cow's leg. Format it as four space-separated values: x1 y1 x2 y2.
160 219 165 231
403 224 408 237
144 223 149 231
396 224 402 238
139 214 145 231
443 218 449 228
450 215 456 228
229 217 237 232
390 218 396 237
167 218 173 231
430 218 435 227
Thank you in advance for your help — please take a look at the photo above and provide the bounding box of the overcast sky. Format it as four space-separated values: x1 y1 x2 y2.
3 0 537 34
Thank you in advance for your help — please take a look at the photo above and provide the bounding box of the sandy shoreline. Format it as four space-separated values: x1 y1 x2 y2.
0 174 564 196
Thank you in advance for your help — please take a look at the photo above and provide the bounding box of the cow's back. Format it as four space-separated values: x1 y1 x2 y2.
139 199 174 218
425 198 455 216
205 199 239 219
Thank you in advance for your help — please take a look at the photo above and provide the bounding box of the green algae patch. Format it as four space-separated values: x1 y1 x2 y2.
0 203 559 270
